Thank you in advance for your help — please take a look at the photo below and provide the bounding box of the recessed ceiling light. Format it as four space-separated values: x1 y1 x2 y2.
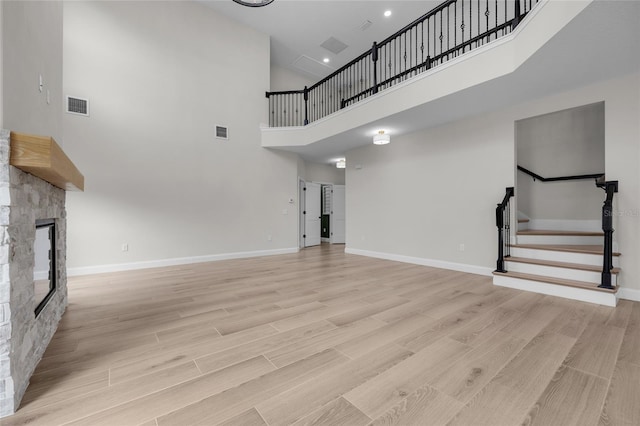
323 58 330 63
384 10 392 17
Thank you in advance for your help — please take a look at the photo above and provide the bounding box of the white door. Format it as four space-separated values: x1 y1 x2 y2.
304 182 321 247
331 185 345 244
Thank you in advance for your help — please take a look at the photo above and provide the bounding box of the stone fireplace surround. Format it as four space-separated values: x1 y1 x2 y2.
0 129 72 417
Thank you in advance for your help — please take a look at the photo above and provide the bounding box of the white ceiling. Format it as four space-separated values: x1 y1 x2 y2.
200 0 442 80
201 1 640 164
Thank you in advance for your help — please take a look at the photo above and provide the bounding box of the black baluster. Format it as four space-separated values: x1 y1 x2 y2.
303 86 309 125
372 41 378 94
513 0 521 29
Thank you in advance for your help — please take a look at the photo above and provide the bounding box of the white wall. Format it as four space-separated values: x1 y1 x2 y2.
63 1 299 272
2 0 63 142
301 160 345 185
270 65 316 92
346 72 640 292
516 102 604 224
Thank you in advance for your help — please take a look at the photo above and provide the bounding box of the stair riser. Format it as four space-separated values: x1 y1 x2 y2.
493 275 617 307
510 247 619 268
505 261 617 286
517 235 604 245
517 222 529 231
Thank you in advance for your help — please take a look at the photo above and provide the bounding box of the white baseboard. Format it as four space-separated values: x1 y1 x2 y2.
68 247 300 277
619 287 640 302
527 219 601 232
344 248 493 277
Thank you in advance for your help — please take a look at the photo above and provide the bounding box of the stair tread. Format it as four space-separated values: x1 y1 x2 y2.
506 256 620 274
518 219 530 223
493 271 618 293
517 229 603 236
511 244 621 256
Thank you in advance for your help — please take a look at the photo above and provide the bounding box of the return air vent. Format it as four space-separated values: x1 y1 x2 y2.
66 96 89 116
215 125 228 140
320 37 348 55
358 20 373 31
292 55 333 78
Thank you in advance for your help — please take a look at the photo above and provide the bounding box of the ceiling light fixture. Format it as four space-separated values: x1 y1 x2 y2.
373 130 390 145
384 10 392 17
323 58 330 63
336 159 346 169
232 0 275 7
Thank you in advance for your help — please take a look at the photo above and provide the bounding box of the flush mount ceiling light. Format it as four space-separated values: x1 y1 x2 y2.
384 10 392 17
323 58 330 63
232 0 275 7
336 159 346 169
373 130 391 145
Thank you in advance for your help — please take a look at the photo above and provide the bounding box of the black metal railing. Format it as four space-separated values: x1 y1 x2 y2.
266 0 539 127
597 180 618 289
517 165 604 183
495 187 515 273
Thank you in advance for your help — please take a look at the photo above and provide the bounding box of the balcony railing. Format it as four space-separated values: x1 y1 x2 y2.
266 0 539 128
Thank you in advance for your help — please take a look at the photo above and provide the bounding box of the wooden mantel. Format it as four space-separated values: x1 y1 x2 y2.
9 132 84 191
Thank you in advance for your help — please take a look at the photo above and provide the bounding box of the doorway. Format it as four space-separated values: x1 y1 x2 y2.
300 180 345 248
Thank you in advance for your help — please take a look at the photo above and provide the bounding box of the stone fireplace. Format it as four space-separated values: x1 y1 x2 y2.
0 129 83 417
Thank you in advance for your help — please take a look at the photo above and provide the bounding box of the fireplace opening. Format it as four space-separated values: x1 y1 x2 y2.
34 219 56 317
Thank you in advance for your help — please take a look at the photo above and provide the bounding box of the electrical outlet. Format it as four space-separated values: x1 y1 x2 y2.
459 243 465 252
122 243 129 252
267 235 272 241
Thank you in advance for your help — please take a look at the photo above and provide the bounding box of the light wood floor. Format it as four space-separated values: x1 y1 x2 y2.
5 244 640 425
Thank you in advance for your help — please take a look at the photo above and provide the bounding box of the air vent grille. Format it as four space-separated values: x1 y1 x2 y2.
66 96 89 116
215 125 228 140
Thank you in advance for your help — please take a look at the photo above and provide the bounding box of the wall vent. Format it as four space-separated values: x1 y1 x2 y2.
320 37 348 55
215 125 228 140
66 96 89 116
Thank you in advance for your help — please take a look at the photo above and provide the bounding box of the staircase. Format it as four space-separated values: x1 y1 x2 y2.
492 184 620 307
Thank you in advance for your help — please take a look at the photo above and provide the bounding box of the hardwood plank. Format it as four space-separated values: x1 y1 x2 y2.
195 320 336 374
327 297 409 327
265 317 386 368
448 307 523 346
617 302 640 366
156 349 348 426
448 329 576 426
257 344 413 426
214 301 326 335
600 361 640 426
343 337 471 419
369 384 463 426
4 362 200 425
108 324 278 385
524 365 608 426
429 332 527 404
291 397 371 426
64 356 276 426
270 301 369 331
218 408 267 426
335 314 435 359
564 324 625 379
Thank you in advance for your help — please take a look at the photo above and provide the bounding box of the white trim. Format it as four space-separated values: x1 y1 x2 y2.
68 247 299 277
619 287 640 302
344 247 493 277
493 274 617 307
